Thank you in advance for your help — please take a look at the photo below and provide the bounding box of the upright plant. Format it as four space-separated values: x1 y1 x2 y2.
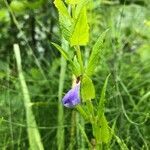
53 0 111 149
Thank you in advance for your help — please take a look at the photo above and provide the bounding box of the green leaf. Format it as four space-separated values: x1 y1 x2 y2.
97 74 110 118
54 0 70 18
74 0 90 18
98 115 110 143
70 6 89 46
0 9 9 22
54 0 72 40
51 42 70 60
85 29 109 76
26 0 45 9
95 75 110 143
81 74 95 101
70 56 82 77
66 0 80 4
10 1 27 13
52 42 82 76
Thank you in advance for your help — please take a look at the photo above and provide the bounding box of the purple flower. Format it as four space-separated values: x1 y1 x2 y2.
62 83 80 108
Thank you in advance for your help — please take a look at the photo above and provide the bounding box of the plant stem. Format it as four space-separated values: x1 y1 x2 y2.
57 38 68 150
69 110 76 150
96 142 102 150
75 46 86 149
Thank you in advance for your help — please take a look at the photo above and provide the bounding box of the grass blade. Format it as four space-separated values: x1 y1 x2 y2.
14 44 44 150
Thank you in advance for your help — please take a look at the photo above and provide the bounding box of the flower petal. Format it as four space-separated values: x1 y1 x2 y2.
62 83 80 108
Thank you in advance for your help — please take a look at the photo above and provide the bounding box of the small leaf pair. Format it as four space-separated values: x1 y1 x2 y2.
54 0 89 46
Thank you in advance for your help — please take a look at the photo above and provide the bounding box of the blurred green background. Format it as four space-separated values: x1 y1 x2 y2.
0 0 149 149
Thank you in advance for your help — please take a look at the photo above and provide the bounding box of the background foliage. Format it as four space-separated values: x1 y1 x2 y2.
0 0 149 149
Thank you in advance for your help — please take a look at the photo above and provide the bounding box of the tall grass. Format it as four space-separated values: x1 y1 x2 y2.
14 44 44 150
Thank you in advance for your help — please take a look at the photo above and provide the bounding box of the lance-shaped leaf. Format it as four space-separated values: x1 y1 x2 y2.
51 42 70 60
70 56 82 77
85 29 108 76
54 0 72 40
97 74 110 118
52 42 82 76
70 6 89 46
96 75 111 143
81 74 95 101
98 115 110 143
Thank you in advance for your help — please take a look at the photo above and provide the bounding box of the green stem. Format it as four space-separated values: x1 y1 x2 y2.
76 112 81 148
57 38 68 150
76 105 89 120
96 142 102 150
69 110 76 150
